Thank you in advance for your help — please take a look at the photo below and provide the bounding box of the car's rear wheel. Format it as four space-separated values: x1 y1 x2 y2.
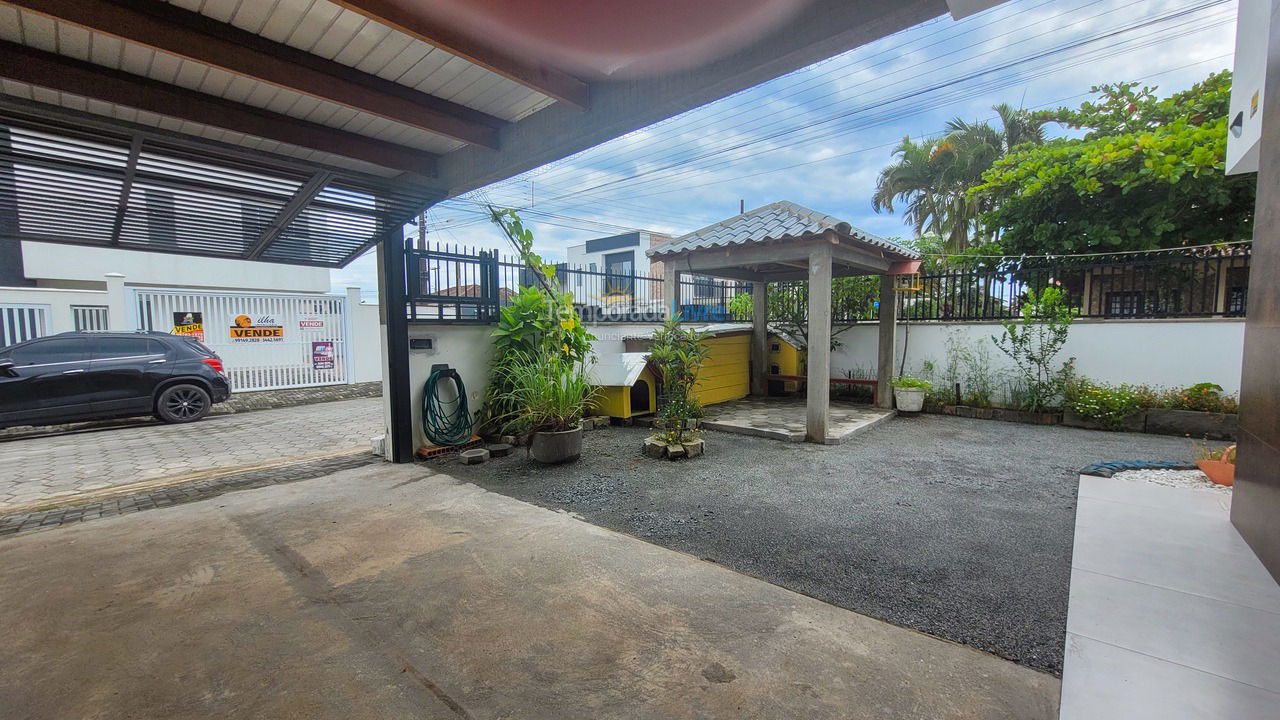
155 384 212 424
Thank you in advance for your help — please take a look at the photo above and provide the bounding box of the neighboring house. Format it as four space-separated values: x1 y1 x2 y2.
0 240 380 391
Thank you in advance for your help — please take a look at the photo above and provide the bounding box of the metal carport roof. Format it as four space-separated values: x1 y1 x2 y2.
0 0 954 268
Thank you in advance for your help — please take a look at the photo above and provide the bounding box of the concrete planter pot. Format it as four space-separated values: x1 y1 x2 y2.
1063 409 1147 433
1145 408 1238 441
1195 459 1235 486
529 427 582 464
893 387 926 413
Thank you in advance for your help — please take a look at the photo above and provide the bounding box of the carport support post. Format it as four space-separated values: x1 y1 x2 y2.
380 234 414 463
806 243 832 443
750 280 768 396
664 264 681 319
876 274 897 410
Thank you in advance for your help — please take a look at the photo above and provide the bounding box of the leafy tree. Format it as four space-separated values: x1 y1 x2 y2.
992 287 1074 412
972 71 1255 255
873 104 1049 254
767 276 879 350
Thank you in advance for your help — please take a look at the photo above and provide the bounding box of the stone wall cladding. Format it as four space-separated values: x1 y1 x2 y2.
1 382 383 438
213 382 383 415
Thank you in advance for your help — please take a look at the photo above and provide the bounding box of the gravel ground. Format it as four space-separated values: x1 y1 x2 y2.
437 414 1199 675
1112 468 1231 493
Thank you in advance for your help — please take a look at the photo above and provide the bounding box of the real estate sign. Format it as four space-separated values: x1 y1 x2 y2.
311 340 335 370
230 314 284 342
172 311 205 342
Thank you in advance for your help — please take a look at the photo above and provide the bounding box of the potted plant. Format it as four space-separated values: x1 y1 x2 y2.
893 376 931 413
644 318 709 460
498 351 596 464
1194 443 1236 487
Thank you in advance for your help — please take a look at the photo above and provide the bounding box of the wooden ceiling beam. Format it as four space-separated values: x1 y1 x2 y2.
2 0 503 148
0 42 439 176
330 0 590 109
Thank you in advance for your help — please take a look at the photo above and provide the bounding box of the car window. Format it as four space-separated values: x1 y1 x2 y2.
179 337 215 357
91 336 163 360
8 338 89 365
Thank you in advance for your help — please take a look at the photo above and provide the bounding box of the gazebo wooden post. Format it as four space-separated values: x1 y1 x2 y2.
806 242 833 443
876 274 897 409
750 279 769 396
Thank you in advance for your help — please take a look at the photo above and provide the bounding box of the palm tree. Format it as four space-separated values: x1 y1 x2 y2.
873 104 1049 255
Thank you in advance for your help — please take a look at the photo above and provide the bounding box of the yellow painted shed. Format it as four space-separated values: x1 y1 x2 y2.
622 324 751 408
693 329 751 406
588 353 657 419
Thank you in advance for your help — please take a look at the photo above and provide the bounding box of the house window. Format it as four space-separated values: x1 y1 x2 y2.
1105 291 1143 317
603 251 634 296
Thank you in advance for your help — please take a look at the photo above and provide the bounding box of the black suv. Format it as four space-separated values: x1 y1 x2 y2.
0 331 231 429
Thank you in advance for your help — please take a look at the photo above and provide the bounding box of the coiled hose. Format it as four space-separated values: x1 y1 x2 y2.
422 367 473 446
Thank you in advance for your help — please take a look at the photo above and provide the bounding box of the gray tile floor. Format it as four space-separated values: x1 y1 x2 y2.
700 396 893 443
0 397 383 512
1060 476 1280 719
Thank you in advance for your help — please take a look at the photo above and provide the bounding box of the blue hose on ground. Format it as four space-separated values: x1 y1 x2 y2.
422 367 473 446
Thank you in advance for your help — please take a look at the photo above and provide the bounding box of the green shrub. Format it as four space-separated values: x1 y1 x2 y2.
893 375 932 389
480 209 596 434
1158 382 1239 414
992 287 1075 412
1064 378 1148 430
647 318 710 444
493 352 596 434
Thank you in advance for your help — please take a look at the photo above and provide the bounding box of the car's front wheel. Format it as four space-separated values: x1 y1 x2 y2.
155 384 212 424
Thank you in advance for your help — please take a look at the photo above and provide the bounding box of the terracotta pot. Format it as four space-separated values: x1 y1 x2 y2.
893 387 925 413
529 427 582 464
1195 459 1235 487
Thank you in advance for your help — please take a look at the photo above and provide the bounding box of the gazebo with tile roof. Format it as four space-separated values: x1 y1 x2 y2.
648 201 920 443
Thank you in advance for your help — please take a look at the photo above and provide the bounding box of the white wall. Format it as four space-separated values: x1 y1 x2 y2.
831 319 1246 395
379 317 1246 453
348 289 383 383
1228 0 1269 175
21 242 331 293
0 285 114 335
384 321 664 452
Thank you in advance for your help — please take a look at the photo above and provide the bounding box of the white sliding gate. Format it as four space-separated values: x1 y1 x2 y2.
132 288 350 392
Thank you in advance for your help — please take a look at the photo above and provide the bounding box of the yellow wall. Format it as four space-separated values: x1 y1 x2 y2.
693 332 750 406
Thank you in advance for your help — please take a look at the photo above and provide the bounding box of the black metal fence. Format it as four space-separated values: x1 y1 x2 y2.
405 243 750 323
405 243 1250 324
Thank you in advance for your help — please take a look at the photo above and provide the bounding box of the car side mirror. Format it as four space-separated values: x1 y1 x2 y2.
0 360 17 377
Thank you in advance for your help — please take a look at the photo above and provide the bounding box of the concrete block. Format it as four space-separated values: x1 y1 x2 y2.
643 437 667 459
487 443 513 458
666 444 688 460
684 438 704 458
459 448 490 465
500 435 518 446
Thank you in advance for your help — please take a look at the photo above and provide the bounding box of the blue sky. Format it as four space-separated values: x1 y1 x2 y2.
331 0 1238 295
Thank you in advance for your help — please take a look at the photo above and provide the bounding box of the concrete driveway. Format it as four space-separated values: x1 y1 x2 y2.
0 463 1059 720
0 397 382 513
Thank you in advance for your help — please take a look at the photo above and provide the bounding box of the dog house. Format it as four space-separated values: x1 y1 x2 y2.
768 332 807 394
589 353 657 420
622 324 752 408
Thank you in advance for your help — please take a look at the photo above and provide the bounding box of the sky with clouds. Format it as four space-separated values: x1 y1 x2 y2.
331 0 1239 296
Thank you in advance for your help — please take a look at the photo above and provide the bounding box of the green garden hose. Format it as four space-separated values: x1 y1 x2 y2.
422 367 473 446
